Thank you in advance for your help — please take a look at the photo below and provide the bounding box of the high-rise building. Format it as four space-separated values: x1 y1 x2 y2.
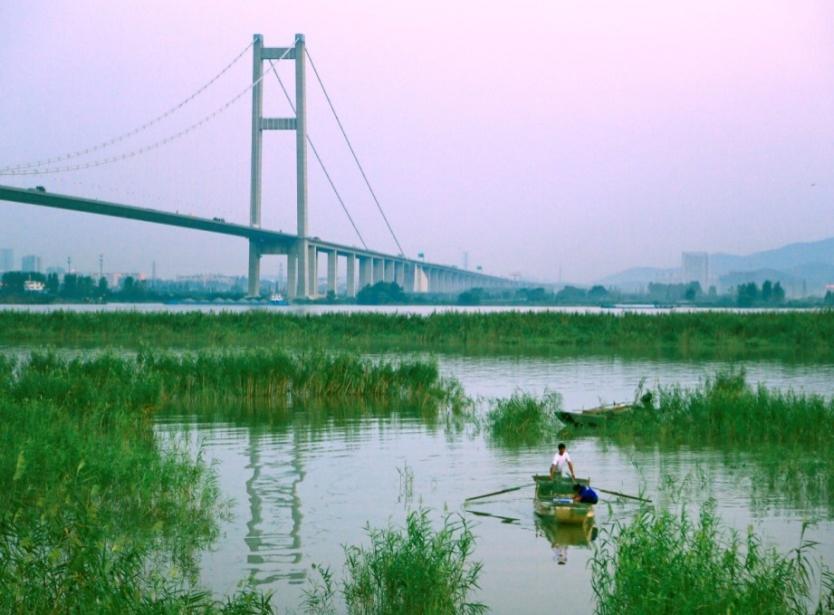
21 254 42 273
0 248 12 272
681 252 709 289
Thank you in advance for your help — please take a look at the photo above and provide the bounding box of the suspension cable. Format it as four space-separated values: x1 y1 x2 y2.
0 51 282 177
0 41 253 172
267 60 368 250
305 47 405 256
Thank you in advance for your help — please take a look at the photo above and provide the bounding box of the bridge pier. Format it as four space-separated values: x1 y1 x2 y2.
404 264 416 292
247 241 261 296
394 261 405 288
373 258 383 284
359 256 371 290
307 244 317 297
326 249 337 296
346 253 356 297
287 252 297 300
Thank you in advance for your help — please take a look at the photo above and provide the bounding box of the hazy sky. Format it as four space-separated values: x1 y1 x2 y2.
2 1 833 282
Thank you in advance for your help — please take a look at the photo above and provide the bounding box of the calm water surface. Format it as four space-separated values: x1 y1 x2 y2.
154 354 834 614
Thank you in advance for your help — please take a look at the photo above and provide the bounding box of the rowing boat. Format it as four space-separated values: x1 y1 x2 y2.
532 475 595 525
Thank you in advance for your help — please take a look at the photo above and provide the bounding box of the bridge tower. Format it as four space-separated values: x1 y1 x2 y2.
248 33 309 298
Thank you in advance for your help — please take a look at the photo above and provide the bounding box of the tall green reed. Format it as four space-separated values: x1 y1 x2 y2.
591 501 829 614
341 509 486 615
4 310 834 359
485 391 564 447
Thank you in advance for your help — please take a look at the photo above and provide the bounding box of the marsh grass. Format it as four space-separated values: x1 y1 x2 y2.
340 509 486 615
612 370 834 448
0 396 273 612
6 350 464 412
4 310 834 359
485 391 564 447
599 370 834 511
591 501 830 615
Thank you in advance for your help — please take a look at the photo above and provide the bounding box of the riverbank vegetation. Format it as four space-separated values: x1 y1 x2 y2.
0 359 273 611
2 310 834 358
304 508 485 615
485 391 563 447
0 350 465 611
7 350 463 412
591 502 833 614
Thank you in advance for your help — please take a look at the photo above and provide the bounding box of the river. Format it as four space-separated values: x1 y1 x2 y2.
152 353 834 614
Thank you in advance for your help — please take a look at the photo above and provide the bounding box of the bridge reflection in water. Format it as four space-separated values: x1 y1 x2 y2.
244 427 306 586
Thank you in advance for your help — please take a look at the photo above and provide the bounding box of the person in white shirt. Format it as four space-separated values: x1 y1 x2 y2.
550 442 575 480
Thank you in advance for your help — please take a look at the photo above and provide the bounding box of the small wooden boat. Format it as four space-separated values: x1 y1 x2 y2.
556 402 633 427
532 475 595 525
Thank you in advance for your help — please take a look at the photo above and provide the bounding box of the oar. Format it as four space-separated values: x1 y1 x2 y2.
464 483 534 503
596 487 652 504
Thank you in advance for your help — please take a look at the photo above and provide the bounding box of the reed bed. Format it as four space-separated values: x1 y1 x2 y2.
485 391 564 447
591 502 832 614
0 396 272 612
304 508 485 615
3 310 834 358
609 370 834 448
5 350 463 412
601 371 834 512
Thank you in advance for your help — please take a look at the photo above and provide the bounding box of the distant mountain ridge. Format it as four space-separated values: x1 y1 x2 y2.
600 237 834 295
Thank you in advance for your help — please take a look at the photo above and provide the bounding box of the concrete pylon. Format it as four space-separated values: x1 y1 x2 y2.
248 34 264 297
248 33 311 300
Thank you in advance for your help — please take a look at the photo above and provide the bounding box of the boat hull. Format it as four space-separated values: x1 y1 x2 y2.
532 474 595 525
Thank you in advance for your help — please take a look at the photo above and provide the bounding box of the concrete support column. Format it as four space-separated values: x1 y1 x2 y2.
404 264 416 293
394 261 405 287
384 259 394 283
247 241 261 297
287 252 297 300
307 244 317 297
296 239 308 298
326 249 337 296
373 258 384 284
346 254 356 297
359 256 371 289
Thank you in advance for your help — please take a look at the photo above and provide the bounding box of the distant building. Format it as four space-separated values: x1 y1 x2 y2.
0 248 12 272
21 254 42 273
681 252 709 289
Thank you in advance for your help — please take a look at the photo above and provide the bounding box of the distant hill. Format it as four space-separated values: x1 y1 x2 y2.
598 266 677 293
601 237 834 295
710 237 834 275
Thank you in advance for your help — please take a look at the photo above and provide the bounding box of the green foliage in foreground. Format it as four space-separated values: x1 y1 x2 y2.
486 391 563 447
305 509 485 615
591 502 833 615
0 383 273 611
4 310 834 359
0 349 463 611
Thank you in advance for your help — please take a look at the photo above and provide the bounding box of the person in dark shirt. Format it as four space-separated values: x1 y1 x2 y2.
573 483 598 504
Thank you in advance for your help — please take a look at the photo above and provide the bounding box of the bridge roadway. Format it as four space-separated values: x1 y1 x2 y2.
0 183 520 298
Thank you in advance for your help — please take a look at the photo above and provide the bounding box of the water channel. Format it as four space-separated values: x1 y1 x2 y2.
151 353 834 614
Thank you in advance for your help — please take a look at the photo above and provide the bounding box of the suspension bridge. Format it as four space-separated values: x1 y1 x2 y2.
0 34 524 300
